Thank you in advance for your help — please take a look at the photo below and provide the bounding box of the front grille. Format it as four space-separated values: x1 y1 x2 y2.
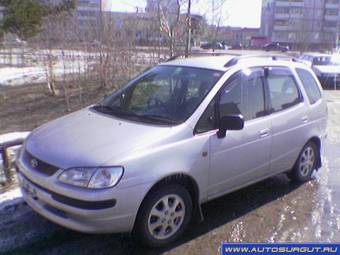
23 150 60 176
43 204 68 218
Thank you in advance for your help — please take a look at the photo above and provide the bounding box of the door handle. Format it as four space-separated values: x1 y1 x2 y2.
260 129 270 138
302 116 309 123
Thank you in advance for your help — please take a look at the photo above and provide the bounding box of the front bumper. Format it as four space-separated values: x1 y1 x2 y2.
16 154 149 234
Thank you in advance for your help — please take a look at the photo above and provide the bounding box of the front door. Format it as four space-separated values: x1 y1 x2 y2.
208 68 272 198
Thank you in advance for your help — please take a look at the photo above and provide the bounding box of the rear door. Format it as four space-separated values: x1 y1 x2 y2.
295 68 327 141
265 66 308 174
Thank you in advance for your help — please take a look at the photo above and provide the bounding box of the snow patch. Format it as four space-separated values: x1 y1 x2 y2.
0 132 30 144
0 188 23 211
0 48 96 87
0 60 89 86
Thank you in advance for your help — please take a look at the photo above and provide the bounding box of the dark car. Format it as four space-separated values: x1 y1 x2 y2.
201 42 226 50
231 43 243 50
263 42 289 52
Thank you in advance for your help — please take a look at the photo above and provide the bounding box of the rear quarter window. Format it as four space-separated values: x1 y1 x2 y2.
296 68 322 104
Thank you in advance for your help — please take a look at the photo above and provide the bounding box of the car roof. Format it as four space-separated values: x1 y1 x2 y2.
160 55 306 72
160 56 235 71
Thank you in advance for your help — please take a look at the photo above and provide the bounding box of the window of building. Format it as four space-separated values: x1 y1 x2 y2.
326 9 338 15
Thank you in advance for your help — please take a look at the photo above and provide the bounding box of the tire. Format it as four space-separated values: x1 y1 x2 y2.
288 141 318 183
133 184 193 248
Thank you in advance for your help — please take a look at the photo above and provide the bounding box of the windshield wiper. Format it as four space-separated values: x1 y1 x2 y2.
91 104 116 114
139 114 180 125
91 104 138 118
92 105 179 125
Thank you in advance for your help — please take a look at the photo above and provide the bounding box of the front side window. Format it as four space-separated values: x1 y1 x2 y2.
296 68 321 104
266 68 301 112
97 66 223 125
195 98 216 134
219 70 266 122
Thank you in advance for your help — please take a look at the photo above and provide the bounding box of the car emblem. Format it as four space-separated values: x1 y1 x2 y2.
30 158 38 168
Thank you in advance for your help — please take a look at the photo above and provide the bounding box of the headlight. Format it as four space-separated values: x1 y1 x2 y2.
58 167 124 189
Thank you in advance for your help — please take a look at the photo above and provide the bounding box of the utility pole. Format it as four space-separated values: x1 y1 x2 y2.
99 0 103 43
185 0 192 57
212 0 215 26
99 0 104 87
334 4 339 90
336 17 339 52
212 0 215 52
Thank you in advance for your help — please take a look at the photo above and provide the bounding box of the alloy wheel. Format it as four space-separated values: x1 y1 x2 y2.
299 146 315 177
147 194 186 240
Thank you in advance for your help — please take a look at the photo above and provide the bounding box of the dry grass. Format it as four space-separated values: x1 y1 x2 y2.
0 80 111 135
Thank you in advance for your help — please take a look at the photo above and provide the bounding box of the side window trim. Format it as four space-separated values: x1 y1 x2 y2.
193 95 218 135
264 66 304 114
263 74 272 115
216 71 241 125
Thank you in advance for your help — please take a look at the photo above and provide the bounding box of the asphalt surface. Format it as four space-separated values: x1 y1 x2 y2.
0 91 339 255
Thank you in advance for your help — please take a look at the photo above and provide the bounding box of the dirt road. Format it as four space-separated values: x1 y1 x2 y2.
1 91 340 255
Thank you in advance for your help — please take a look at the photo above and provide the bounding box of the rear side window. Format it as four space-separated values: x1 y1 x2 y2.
266 68 301 113
296 68 322 104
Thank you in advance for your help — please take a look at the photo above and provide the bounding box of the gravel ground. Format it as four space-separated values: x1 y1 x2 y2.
0 91 339 255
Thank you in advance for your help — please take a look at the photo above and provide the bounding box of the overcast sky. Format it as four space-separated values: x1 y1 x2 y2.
110 0 262 28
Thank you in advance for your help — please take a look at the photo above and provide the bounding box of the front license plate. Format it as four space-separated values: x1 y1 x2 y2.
21 178 37 198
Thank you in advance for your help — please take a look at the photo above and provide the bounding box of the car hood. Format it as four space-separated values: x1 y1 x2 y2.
313 65 340 74
26 108 177 169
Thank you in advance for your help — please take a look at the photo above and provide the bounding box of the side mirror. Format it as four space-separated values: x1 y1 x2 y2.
217 114 244 138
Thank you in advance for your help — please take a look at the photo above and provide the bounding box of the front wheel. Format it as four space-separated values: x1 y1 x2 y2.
288 141 318 183
133 184 193 248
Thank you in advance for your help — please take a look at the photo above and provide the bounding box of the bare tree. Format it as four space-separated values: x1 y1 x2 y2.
211 0 228 52
185 0 192 57
157 0 181 57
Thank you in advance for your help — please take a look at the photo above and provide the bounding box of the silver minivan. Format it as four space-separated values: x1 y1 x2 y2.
16 55 327 247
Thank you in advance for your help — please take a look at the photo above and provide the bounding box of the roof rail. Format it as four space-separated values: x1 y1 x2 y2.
166 52 241 62
224 55 298 67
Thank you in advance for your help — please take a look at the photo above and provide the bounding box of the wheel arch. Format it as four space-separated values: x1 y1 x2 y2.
308 136 322 169
133 173 203 230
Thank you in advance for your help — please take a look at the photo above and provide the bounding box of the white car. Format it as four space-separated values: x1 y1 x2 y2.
300 53 340 88
17 55 327 247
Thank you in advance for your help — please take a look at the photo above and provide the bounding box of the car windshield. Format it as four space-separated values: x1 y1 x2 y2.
331 55 340 66
312 56 340 66
95 66 223 125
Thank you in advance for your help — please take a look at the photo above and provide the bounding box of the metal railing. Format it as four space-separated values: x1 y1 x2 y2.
0 133 29 183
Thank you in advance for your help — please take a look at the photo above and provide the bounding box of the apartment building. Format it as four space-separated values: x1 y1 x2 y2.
146 0 179 14
260 0 275 37
76 0 101 30
261 0 340 50
39 0 102 38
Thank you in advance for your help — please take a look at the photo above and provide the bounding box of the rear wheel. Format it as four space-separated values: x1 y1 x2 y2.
288 141 318 182
133 184 192 248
